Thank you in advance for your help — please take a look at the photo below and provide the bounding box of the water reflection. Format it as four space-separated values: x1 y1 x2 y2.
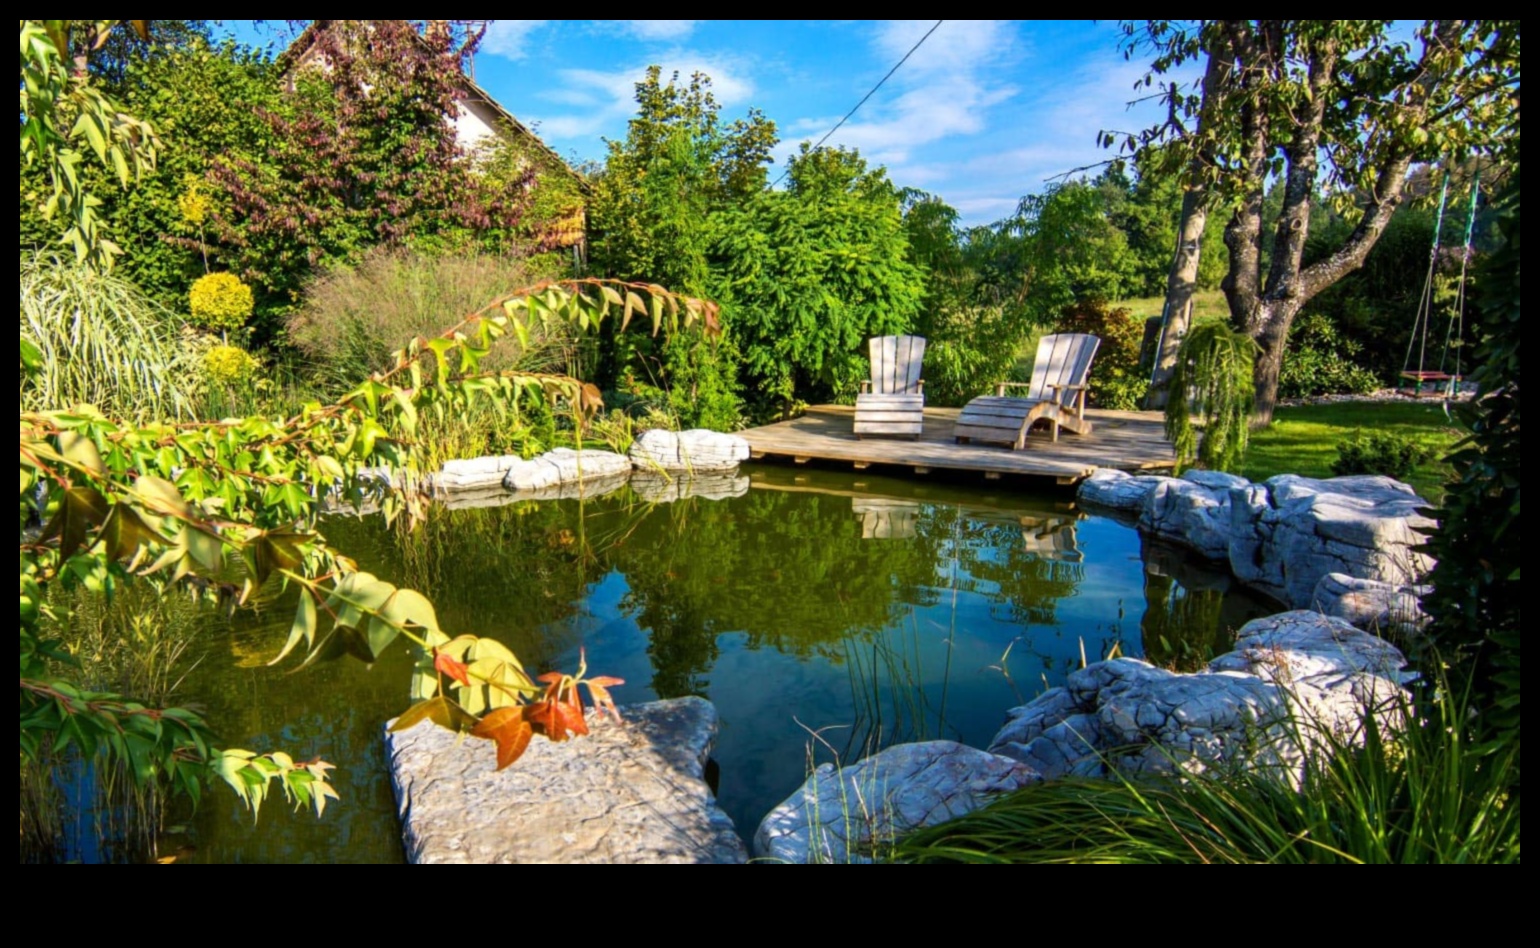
165 464 1274 862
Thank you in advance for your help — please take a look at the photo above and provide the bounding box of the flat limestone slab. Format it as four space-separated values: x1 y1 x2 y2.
386 696 746 864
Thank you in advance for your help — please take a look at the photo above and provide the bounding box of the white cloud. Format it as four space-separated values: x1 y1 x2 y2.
619 20 697 41
531 56 755 141
482 20 550 60
782 21 1019 166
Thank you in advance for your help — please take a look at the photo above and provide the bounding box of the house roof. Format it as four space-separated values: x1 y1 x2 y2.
275 20 587 191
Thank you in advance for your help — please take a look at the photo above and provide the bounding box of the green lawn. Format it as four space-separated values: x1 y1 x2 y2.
1111 289 1231 324
1242 401 1463 500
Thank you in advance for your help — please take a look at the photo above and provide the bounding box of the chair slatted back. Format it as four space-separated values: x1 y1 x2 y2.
1026 333 1100 401
868 335 927 396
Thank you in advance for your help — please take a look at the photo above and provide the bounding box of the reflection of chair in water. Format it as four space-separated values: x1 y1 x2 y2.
1018 515 1082 562
853 498 920 539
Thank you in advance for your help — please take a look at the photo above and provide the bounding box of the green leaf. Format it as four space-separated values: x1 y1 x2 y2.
270 592 318 666
389 695 476 734
134 475 192 519
57 430 105 477
41 485 109 561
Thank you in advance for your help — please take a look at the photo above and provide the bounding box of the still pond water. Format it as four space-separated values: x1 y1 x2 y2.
174 465 1274 862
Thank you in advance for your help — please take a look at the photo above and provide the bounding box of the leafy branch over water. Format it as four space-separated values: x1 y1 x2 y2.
20 278 715 813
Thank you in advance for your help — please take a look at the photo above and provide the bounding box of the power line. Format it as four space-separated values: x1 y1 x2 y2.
772 19 944 187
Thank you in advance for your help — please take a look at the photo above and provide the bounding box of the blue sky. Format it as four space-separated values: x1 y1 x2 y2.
224 20 1189 227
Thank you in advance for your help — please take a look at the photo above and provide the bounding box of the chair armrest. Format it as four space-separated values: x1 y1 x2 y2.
917 379 925 394
993 381 1031 396
859 380 872 393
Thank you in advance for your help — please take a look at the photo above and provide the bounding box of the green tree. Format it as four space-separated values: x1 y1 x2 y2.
1124 20 1520 423
901 190 1047 405
587 67 775 429
710 145 925 415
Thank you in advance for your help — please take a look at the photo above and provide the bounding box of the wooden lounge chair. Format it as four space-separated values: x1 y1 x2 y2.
954 333 1100 448
854 335 926 439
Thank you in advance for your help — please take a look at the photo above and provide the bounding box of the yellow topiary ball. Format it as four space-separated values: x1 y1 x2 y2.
188 272 254 332
202 344 260 385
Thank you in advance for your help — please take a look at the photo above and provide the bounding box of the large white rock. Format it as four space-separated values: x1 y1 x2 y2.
1311 572 1430 635
386 696 746 864
1227 475 1435 607
754 741 1039 864
989 611 1410 782
502 448 632 492
436 454 524 492
1139 470 1250 559
1082 470 1435 610
629 429 750 473
1077 469 1172 514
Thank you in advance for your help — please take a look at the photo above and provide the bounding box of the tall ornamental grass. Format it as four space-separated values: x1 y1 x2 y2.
287 247 577 392
19 255 192 420
894 686 1519 865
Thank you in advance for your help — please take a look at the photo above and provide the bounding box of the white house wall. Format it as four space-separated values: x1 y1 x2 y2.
454 98 504 154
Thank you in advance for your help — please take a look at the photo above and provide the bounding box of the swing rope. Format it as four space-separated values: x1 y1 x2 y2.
1402 171 1450 386
1438 170 1480 392
1400 167 1479 397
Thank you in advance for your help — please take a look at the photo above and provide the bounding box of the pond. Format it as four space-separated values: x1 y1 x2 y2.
170 464 1275 863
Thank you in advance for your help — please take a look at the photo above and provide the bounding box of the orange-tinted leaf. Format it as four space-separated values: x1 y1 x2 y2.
434 649 471 687
471 707 535 770
584 676 625 722
557 690 589 737
524 699 565 740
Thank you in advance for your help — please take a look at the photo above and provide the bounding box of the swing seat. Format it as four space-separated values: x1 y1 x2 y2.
1399 370 1461 397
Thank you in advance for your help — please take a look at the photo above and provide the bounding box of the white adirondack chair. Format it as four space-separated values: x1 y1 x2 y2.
954 333 1100 448
854 335 926 439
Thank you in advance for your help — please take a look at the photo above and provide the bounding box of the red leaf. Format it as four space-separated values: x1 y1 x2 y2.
525 699 566 741
434 649 471 688
557 689 588 737
471 707 535 770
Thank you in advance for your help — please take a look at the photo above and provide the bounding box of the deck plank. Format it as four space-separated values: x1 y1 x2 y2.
740 405 1175 482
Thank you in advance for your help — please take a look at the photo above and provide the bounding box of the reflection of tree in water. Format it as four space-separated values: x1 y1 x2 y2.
942 511 1085 625
611 490 948 697
1137 536 1277 671
353 500 628 672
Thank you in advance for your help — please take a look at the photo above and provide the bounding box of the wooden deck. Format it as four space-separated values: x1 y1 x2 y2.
741 405 1175 483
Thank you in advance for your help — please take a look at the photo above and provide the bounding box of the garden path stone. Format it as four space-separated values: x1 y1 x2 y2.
386 696 746 864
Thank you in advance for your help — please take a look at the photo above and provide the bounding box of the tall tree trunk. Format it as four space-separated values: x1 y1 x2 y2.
1145 190 1207 410
1145 41 1233 411
1249 299 1302 425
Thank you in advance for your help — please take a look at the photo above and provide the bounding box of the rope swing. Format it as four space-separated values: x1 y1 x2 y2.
1400 168 1479 398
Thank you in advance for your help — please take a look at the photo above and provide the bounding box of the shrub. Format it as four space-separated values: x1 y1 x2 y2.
287 247 570 392
19 255 192 420
202 344 261 385
1054 298 1146 410
1278 313 1382 398
1331 430 1434 480
187 272 254 333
